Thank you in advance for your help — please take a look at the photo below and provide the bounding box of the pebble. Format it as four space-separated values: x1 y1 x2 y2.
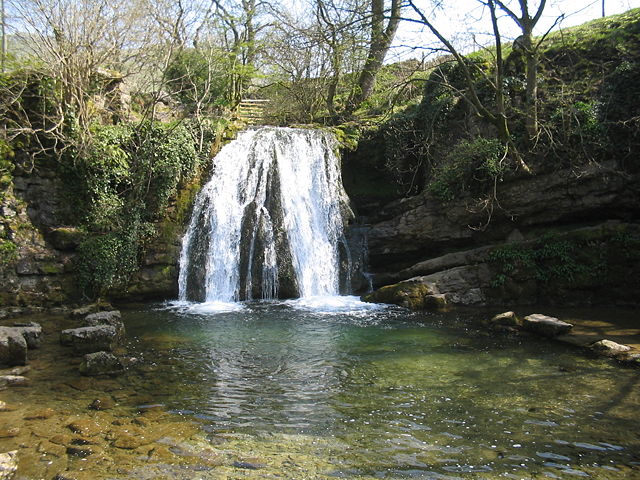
0 427 19 438
88 397 116 411
67 419 102 436
24 408 56 420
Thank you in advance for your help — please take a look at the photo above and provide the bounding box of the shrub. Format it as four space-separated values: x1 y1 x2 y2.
65 121 201 298
428 137 505 202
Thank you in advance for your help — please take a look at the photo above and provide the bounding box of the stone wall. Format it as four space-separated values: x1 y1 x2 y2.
0 166 77 311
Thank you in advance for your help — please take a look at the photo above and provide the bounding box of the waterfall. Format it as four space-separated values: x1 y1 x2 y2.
178 127 353 302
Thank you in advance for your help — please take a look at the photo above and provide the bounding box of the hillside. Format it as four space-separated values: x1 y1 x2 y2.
343 8 640 308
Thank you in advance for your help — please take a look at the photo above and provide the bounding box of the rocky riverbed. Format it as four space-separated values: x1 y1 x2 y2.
1 304 639 480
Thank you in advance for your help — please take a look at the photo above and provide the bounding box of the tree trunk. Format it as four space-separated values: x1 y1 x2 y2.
346 0 401 115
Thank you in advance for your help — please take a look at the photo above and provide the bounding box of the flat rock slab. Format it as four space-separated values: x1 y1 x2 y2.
0 327 28 366
83 311 125 338
60 326 118 354
80 351 124 376
523 314 573 337
590 339 632 356
11 322 43 349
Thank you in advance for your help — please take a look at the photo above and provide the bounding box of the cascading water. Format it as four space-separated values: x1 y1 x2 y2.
178 127 353 303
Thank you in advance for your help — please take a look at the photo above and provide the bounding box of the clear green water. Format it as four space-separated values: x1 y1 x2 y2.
2 301 639 479
120 300 640 479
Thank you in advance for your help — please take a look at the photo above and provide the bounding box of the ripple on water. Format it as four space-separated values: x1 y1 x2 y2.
2 305 639 479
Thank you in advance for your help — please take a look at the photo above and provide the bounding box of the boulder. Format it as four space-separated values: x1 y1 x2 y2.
362 280 441 310
60 325 119 354
0 327 27 366
522 314 573 337
69 302 113 319
590 339 631 357
83 311 125 339
489 311 520 327
11 322 43 349
79 351 124 376
0 450 17 480
48 227 85 251
0 375 29 387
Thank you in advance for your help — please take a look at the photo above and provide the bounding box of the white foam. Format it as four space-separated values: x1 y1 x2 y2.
164 300 245 314
284 295 385 314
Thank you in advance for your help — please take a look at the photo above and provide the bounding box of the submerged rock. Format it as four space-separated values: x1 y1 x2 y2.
0 327 27 366
24 408 56 420
88 397 116 411
67 418 102 437
522 314 573 337
0 450 17 480
60 325 119 353
79 351 124 376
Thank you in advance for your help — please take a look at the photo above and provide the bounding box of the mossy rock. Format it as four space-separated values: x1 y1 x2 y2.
48 227 85 251
362 280 444 310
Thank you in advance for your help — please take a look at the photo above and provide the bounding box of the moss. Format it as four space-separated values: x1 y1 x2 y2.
39 262 65 275
0 238 18 268
489 225 640 292
362 280 442 310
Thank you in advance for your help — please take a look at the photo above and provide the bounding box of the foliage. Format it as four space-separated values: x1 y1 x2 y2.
427 137 505 202
489 227 640 288
0 140 15 190
165 49 232 112
0 239 18 270
64 121 201 298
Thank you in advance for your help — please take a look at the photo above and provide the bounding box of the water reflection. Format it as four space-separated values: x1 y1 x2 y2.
123 301 640 478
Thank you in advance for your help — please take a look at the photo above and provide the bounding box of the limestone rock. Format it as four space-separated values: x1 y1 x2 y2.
489 311 520 327
0 450 17 480
362 280 440 310
11 322 43 349
69 302 113 319
0 375 29 387
0 327 27 366
522 314 573 337
79 351 124 376
48 227 84 251
60 325 119 354
83 311 125 339
590 339 631 356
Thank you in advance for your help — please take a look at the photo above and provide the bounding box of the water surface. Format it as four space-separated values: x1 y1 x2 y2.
118 299 640 479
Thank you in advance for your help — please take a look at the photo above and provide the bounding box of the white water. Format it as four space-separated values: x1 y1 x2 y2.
178 127 351 303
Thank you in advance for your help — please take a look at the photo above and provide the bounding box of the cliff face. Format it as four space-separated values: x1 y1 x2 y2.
356 161 640 308
0 161 201 311
0 165 76 310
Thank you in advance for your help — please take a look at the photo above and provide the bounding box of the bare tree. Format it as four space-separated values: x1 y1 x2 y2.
493 0 562 139
9 0 151 151
346 0 402 114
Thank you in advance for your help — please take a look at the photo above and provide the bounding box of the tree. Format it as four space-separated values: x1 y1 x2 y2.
346 0 402 114
314 0 367 117
9 0 153 151
493 0 551 139
403 0 562 169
